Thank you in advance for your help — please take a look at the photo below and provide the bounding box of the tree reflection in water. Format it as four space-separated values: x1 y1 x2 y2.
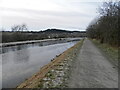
14 45 29 63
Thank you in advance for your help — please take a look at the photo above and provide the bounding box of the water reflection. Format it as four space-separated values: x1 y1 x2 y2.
2 53 11 65
1 40 68 54
1 44 29 54
14 48 29 64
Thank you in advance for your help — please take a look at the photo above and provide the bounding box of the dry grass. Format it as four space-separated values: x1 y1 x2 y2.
91 39 118 66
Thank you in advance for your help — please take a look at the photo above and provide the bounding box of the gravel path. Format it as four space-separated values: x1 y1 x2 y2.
67 39 118 88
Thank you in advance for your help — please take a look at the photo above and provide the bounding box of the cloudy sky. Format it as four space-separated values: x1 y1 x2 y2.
0 0 106 31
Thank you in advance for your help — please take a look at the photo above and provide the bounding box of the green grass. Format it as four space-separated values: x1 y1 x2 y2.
91 39 118 66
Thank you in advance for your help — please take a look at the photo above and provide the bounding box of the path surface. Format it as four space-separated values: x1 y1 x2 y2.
67 39 118 88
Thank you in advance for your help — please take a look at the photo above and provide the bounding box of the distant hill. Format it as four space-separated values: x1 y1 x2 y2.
39 29 86 38
42 29 84 33
43 29 72 33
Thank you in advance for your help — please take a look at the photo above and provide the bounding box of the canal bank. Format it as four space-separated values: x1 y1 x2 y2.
1 38 81 47
17 40 84 88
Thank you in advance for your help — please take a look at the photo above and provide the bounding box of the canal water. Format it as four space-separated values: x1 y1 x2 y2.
1 41 78 88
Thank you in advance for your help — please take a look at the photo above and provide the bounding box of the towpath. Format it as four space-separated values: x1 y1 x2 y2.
67 39 118 88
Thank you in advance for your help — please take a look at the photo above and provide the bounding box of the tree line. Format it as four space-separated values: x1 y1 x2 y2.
86 1 119 47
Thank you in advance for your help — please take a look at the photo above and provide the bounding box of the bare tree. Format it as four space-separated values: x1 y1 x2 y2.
11 24 27 32
87 1 119 46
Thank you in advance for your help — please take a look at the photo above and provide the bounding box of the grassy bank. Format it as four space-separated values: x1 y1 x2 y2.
91 39 118 66
17 39 84 88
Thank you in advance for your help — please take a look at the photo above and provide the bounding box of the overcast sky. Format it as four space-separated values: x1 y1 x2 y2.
0 0 107 31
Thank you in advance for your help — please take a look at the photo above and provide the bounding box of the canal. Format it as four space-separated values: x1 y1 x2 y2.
1 40 79 88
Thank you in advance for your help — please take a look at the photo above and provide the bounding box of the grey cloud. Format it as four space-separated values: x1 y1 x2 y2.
1 7 95 18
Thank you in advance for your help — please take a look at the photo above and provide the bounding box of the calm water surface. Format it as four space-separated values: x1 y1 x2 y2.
1 41 78 88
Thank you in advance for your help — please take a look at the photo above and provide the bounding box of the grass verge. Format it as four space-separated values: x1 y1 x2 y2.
91 39 118 67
